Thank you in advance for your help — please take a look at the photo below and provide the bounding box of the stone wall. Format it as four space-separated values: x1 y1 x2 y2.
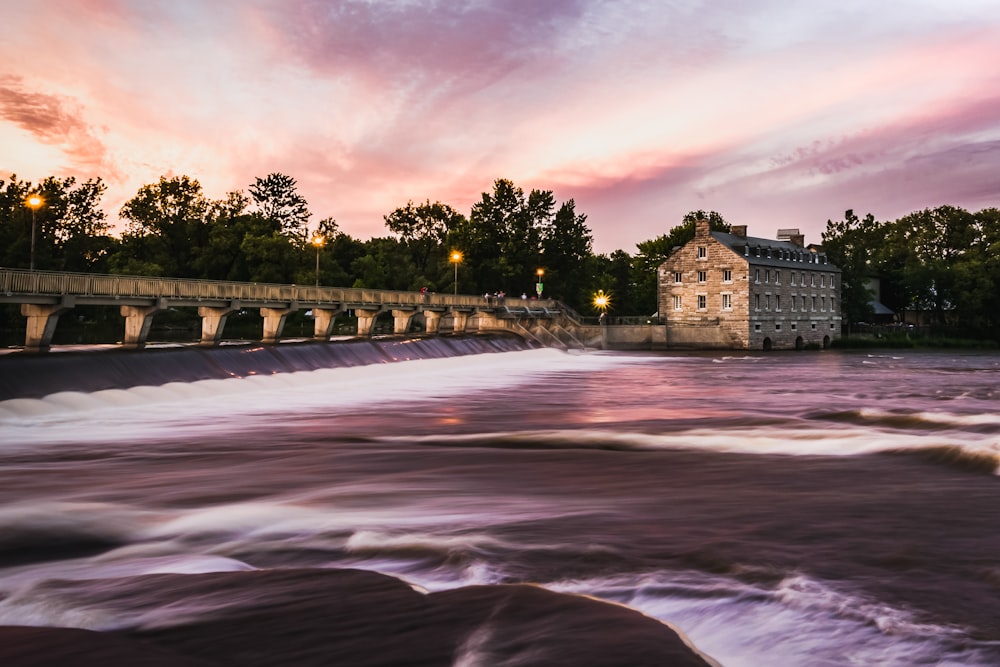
657 219 751 349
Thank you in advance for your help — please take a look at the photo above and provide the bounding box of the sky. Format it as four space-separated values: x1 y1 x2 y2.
2 0 999 253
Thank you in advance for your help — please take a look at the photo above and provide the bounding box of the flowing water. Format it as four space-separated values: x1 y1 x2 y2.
1 338 999 666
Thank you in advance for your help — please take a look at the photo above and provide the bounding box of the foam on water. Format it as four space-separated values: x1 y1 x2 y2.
0 348 637 448
549 571 998 667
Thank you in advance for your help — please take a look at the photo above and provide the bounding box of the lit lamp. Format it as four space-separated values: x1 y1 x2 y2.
536 268 544 297
26 194 43 271
450 250 463 294
312 233 325 287
593 290 610 322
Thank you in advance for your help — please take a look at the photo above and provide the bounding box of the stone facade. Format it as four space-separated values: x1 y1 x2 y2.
657 219 841 350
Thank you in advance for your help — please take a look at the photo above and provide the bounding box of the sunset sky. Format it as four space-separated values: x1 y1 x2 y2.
2 0 999 252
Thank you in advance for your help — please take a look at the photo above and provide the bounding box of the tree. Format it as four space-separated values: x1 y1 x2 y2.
248 173 311 242
456 179 556 296
0 174 111 272
822 209 878 327
540 199 593 306
115 175 210 277
384 200 465 288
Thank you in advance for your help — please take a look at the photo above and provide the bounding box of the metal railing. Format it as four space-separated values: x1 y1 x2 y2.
0 268 560 311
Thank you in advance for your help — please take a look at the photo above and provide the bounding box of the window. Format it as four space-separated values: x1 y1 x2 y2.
775 270 781 284
697 270 707 283
801 295 807 311
764 270 770 284
722 269 732 283
673 272 683 284
697 246 707 259
791 322 797 331
775 323 782 331
754 323 762 332
791 271 796 285
811 273 816 287
821 274 827 288
697 294 707 310
812 296 817 311
765 294 771 311
673 295 682 311
821 296 826 311
775 295 781 311
722 293 732 310
754 268 760 283
754 294 761 311
791 296 797 312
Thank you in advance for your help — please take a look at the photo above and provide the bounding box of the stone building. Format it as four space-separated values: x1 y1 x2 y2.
657 218 841 350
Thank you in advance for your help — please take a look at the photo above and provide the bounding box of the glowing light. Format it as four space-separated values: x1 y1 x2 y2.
26 195 43 209
593 290 611 312
450 250 463 294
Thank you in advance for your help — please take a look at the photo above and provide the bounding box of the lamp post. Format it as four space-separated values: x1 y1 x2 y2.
312 234 325 287
593 290 610 324
26 194 43 271
450 250 463 295
536 268 544 297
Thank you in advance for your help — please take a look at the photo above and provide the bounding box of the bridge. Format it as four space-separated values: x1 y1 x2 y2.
1 268 628 352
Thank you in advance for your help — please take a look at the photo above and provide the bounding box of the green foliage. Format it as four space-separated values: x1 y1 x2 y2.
822 210 877 325
0 174 112 272
823 205 1000 338
248 173 311 242
384 200 465 291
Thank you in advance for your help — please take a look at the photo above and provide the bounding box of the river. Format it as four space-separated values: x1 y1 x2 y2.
0 338 998 666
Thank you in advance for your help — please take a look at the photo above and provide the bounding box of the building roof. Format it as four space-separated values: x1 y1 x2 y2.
710 230 841 273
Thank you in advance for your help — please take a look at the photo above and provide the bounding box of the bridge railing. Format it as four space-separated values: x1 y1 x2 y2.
0 268 556 310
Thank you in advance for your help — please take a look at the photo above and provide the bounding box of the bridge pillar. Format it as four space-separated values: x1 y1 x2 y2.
449 311 469 334
198 302 240 346
260 303 298 344
121 299 167 349
391 309 414 334
21 296 75 352
355 308 382 337
422 310 442 333
313 308 341 340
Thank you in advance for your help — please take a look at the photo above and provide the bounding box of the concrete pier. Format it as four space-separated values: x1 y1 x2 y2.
21 296 75 352
312 308 342 340
199 302 240 346
391 309 415 334
261 303 298 344
355 308 383 337
121 299 168 349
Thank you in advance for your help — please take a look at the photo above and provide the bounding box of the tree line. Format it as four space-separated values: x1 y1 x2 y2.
1 172 719 316
3 170 997 336
822 206 1000 338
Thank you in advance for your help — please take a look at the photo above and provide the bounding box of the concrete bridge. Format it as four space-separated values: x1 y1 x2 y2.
1 268 643 352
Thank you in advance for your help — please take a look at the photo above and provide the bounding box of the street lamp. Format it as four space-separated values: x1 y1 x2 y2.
450 250 463 294
26 194 43 271
593 290 610 323
312 233 325 287
536 268 544 297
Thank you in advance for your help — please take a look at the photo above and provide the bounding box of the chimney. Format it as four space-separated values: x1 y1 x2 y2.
695 214 710 238
777 228 805 247
730 225 747 238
